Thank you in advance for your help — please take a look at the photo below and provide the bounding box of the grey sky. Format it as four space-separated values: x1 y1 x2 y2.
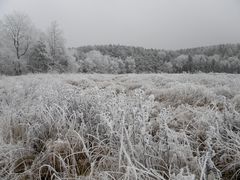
0 0 240 49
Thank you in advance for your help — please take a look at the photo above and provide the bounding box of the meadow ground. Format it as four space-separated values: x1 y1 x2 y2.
0 73 240 180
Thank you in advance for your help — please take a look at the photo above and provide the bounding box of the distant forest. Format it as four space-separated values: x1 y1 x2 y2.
1 12 240 75
72 43 240 74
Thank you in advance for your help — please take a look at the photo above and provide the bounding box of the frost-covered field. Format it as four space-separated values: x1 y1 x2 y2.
0 73 240 180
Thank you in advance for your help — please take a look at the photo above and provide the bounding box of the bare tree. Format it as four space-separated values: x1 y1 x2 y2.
2 12 34 60
46 21 65 63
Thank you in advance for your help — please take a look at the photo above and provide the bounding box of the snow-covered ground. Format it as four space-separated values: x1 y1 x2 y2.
0 73 240 179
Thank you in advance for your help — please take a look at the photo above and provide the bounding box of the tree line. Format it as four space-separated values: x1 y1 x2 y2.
73 44 240 74
0 12 78 75
1 12 240 75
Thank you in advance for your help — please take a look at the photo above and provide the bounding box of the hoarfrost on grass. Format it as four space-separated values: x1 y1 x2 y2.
0 73 240 179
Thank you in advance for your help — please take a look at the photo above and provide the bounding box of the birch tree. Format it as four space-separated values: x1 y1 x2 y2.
2 12 34 60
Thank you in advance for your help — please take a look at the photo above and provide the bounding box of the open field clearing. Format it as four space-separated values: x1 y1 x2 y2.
0 73 240 179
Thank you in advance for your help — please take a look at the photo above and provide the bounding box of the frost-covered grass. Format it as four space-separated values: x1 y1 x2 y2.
0 73 240 180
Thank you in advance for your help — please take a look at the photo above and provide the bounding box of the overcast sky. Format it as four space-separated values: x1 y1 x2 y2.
0 0 240 49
